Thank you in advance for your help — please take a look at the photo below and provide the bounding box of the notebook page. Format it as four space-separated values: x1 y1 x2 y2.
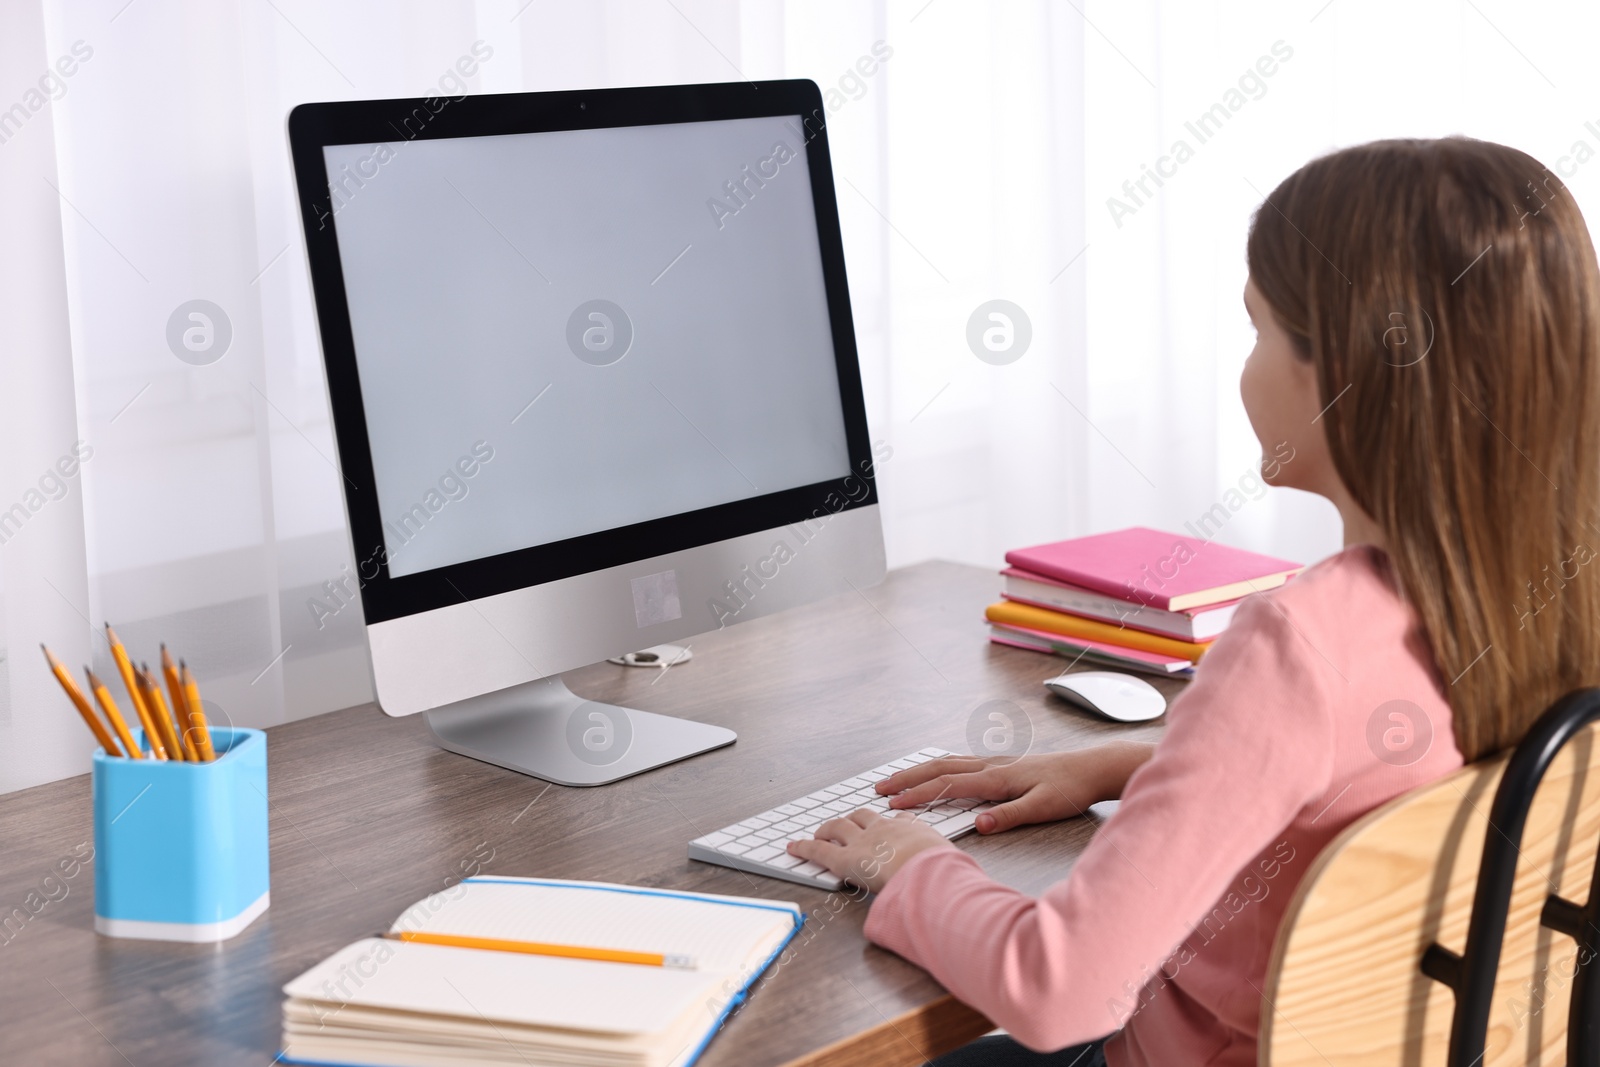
284 938 726 1036
284 993 718 1065
393 878 800 974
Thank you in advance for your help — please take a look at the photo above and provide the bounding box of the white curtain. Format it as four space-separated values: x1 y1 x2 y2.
3 0 1597 794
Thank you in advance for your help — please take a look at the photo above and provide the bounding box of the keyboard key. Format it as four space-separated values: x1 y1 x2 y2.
768 853 805 869
793 861 827 877
736 834 767 848
694 831 734 848
774 804 803 816
822 784 854 797
735 818 770 832
793 795 823 810
772 819 803 833
754 828 785 841
720 841 752 855
841 777 869 788
939 810 980 835
889 758 916 769
747 845 783 862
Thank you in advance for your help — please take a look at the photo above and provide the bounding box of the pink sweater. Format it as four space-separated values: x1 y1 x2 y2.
864 545 1464 1065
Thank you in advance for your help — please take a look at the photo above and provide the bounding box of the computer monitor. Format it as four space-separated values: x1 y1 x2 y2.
287 80 885 786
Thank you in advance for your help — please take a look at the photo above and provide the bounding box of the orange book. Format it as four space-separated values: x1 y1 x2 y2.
985 600 1212 663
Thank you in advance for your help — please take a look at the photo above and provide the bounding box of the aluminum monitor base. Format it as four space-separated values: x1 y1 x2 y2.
422 675 735 787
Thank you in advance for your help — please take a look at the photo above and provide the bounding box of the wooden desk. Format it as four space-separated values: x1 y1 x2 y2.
0 561 1178 1066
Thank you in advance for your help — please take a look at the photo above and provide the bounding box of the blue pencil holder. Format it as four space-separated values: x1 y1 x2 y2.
92 726 270 942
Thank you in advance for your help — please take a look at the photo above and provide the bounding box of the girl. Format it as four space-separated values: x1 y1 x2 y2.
788 137 1600 1066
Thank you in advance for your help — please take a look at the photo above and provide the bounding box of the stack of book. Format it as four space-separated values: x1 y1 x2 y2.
986 526 1303 677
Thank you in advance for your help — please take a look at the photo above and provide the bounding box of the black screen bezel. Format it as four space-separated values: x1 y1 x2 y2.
287 79 876 626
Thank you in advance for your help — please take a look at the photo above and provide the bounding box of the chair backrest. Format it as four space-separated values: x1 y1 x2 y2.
1261 692 1600 1066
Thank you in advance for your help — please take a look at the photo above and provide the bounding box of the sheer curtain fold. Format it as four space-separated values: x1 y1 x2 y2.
0 0 92 790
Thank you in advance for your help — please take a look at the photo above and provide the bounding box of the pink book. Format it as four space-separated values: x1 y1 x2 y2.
1005 526 1303 612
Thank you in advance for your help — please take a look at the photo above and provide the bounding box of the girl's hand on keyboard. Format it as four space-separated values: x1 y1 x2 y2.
874 742 1155 834
786 809 951 893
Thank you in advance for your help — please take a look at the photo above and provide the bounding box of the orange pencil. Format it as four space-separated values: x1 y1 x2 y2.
139 664 187 762
129 667 163 758
86 668 142 759
384 930 697 969
180 662 215 762
105 624 159 757
131 684 169 760
41 646 123 756
129 677 169 760
161 645 197 761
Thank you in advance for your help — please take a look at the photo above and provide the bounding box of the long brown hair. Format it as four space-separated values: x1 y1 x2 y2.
1247 137 1600 761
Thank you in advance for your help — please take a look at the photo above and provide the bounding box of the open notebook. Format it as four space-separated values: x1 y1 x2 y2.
281 877 803 1067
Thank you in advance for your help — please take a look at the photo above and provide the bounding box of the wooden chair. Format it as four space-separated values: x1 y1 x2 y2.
1262 690 1600 1066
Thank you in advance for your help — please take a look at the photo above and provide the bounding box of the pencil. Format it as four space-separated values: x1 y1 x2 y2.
129 680 169 760
139 665 187 762
161 645 197 761
180 662 215 762
41 646 123 756
131 681 169 760
86 668 142 759
105 624 160 758
383 930 697 969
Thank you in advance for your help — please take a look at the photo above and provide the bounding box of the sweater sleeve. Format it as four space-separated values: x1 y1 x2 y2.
862 593 1339 1051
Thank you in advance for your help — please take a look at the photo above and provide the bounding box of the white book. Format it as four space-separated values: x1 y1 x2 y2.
281 877 802 1067
1002 568 1240 641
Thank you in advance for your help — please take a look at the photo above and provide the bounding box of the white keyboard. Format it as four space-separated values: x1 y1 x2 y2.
688 748 995 890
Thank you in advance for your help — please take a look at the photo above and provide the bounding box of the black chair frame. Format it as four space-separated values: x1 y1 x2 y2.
1420 688 1600 1066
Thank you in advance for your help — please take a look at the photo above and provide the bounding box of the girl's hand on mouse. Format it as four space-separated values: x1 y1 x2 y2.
875 742 1155 834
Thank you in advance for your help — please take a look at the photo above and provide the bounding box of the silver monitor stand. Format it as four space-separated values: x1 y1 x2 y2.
422 675 736 787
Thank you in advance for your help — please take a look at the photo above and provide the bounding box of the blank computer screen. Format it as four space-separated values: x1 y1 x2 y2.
324 116 852 579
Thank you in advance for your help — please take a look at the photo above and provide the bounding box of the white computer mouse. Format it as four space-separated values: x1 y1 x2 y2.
1044 671 1167 722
